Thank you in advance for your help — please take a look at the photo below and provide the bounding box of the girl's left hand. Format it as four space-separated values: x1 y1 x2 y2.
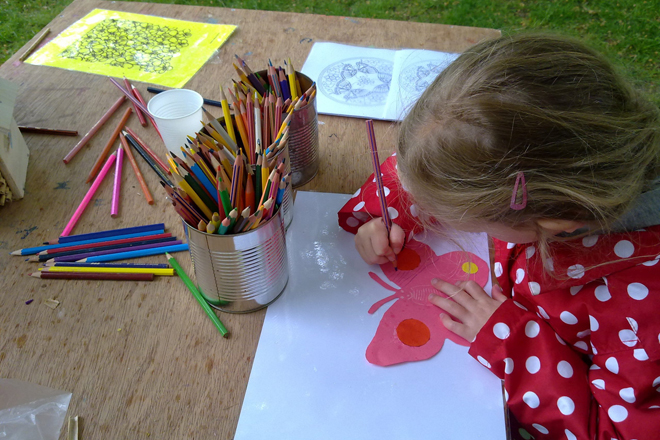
428 279 508 342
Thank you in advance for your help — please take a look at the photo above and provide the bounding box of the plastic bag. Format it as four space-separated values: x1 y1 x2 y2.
0 378 72 440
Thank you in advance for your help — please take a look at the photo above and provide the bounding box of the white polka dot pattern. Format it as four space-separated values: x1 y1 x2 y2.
606 357 620 374
526 356 541 374
525 246 536 259
619 387 636 403
565 429 577 440
627 282 648 300
493 323 510 339
558 396 575 415
582 235 598 247
523 391 540 408
528 281 541 295
504 358 514 374
595 285 611 302
345 216 360 228
560 311 578 325
589 315 599 331
515 268 525 284
494 262 503 278
614 240 634 258
533 424 549 434
525 321 540 338
592 379 605 390
608 405 628 422
353 201 365 211
567 264 585 279
557 361 573 378
633 348 648 361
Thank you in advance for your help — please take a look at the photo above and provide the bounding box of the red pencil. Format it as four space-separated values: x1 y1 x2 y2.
124 77 147 126
30 271 155 281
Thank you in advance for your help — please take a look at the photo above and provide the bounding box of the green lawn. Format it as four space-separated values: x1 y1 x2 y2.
2 0 658 103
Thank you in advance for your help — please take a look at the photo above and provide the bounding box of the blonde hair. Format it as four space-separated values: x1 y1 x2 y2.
397 33 660 255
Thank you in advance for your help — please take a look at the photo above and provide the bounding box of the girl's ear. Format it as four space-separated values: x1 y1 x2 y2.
536 218 585 234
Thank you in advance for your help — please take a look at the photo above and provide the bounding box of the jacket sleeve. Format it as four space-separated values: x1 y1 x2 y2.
338 155 423 236
469 293 660 440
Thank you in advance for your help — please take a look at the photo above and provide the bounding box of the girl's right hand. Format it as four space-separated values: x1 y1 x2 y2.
354 218 405 265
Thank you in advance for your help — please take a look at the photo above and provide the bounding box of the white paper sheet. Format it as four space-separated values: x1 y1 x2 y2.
235 191 506 440
301 42 459 121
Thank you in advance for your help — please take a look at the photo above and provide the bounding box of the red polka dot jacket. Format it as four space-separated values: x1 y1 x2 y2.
338 155 660 440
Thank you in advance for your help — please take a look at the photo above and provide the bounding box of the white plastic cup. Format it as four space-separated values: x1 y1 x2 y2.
147 89 204 154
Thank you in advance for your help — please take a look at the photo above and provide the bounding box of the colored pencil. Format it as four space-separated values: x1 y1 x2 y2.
86 106 132 183
39 232 172 256
63 96 126 163
165 252 229 337
111 147 124 217
219 87 236 143
53 239 181 263
19 28 50 61
79 243 189 263
366 119 397 270
40 266 174 275
120 132 155 205
124 127 169 174
124 77 147 126
31 271 155 281
44 262 170 268
108 77 152 117
18 126 78 136
35 237 177 263
130 85 154 129
124 132 173 187
12 231 166 256
146 86 223 108
56 223 165 245
61 153 117 237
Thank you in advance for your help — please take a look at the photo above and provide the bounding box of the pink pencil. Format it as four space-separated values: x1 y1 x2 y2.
111 148 124 217
61 153 117 237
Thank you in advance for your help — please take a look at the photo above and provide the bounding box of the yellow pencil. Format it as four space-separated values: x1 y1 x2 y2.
220 87 237 143
287 58 298 99
40 266 175 275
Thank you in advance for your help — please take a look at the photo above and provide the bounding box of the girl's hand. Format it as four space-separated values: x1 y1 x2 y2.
355 218 405 265
428 279 508 342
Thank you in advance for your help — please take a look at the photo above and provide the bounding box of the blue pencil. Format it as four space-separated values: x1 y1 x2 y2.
53 223 166 245
12 229 166 256
44 262 170 268
190 163 219 204
79 244 189 262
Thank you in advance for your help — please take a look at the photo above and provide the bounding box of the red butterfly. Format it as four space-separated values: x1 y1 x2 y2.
366 238 489 366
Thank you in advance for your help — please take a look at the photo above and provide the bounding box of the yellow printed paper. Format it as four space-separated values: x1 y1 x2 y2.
26 9 236 88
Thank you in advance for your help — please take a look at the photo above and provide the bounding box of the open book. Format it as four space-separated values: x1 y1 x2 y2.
301 42 459 121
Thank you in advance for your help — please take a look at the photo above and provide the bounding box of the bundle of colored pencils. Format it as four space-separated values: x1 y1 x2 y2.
12 223 188 280
162 111 292 234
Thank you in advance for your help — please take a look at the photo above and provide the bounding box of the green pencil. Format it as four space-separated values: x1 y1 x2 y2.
166 252 229 338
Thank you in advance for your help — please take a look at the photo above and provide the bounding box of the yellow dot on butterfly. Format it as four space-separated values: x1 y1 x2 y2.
462 262 478 274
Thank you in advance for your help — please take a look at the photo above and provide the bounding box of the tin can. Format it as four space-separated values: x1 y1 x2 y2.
288 73 319 188
184 208 289 313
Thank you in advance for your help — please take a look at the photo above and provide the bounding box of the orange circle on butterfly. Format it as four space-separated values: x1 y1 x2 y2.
396 319 431 347
396 247 421 271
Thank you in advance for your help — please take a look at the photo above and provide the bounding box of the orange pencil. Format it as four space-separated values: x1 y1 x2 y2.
120 132 154 205
86 107 132 183
124 77 147 126
245 173 256 213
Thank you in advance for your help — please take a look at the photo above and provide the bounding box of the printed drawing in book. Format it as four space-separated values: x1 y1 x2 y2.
366 237 489 367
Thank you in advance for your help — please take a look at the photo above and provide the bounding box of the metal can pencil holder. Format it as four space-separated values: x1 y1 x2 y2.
184 208 289 313
257 70 320 188
289 72 319 188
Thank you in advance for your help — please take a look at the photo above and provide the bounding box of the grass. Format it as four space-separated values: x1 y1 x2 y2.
1 0 659 103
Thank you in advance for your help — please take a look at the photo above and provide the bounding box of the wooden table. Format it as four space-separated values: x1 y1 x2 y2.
0 2 500 438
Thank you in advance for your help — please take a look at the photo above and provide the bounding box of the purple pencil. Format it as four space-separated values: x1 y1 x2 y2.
111 147 124 217
53 240 183 262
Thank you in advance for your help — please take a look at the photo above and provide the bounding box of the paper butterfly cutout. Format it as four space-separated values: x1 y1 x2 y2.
366 238 489 366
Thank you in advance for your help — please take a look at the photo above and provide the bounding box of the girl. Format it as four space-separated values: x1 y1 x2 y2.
340 34 660 439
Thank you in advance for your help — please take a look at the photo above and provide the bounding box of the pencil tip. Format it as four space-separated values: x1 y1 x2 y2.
10 250 20 255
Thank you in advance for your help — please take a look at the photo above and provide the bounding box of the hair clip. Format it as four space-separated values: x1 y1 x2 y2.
510 171 527 210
